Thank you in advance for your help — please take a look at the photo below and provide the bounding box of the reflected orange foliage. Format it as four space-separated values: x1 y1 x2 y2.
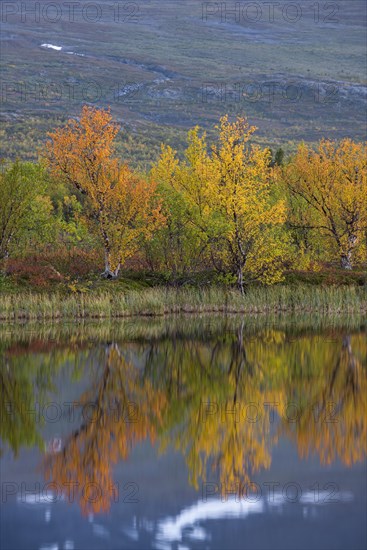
43 344 166 514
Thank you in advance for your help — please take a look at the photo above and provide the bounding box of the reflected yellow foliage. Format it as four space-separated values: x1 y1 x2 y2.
280 334 367 466
41 330 367 510
2 321 366 514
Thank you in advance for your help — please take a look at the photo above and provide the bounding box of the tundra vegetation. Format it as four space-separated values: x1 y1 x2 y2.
0 106 366 314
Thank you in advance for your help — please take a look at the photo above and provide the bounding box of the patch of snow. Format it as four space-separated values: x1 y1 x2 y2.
41 44 62 51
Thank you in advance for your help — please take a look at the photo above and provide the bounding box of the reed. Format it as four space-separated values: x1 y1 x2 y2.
0 285 366 322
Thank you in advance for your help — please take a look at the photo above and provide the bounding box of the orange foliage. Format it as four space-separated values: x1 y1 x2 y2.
43 344 166 514
45 106 165 277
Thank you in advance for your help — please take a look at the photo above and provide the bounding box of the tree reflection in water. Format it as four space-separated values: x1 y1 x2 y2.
1 319 366 514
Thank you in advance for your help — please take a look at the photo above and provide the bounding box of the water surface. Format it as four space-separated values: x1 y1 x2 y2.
1 315 366 550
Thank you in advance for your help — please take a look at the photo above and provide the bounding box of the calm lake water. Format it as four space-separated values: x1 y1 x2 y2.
1 316 366 550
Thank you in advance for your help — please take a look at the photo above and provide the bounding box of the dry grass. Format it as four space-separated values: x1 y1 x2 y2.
0 285 366 321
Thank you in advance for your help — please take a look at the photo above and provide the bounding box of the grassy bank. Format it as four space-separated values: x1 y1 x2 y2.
0 285 366 321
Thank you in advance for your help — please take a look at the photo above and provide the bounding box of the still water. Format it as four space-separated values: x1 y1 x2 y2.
1 315 366 550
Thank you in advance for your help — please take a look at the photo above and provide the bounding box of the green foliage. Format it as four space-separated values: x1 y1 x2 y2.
147 144 204 276
0 160 55 259
274 147 285 166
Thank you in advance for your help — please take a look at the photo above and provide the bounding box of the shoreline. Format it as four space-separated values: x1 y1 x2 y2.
0 285 366 321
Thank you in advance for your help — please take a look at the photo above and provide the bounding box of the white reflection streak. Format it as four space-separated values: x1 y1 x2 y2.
93 524 110 538
16 492 65 505
300 491 353 504
155 498 263 547
154 491 354 548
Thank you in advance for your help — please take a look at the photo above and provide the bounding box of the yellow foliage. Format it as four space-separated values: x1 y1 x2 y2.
152 116 289 290
283 139 367 269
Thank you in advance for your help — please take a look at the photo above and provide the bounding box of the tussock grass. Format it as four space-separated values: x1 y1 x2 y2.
0 285 366 321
